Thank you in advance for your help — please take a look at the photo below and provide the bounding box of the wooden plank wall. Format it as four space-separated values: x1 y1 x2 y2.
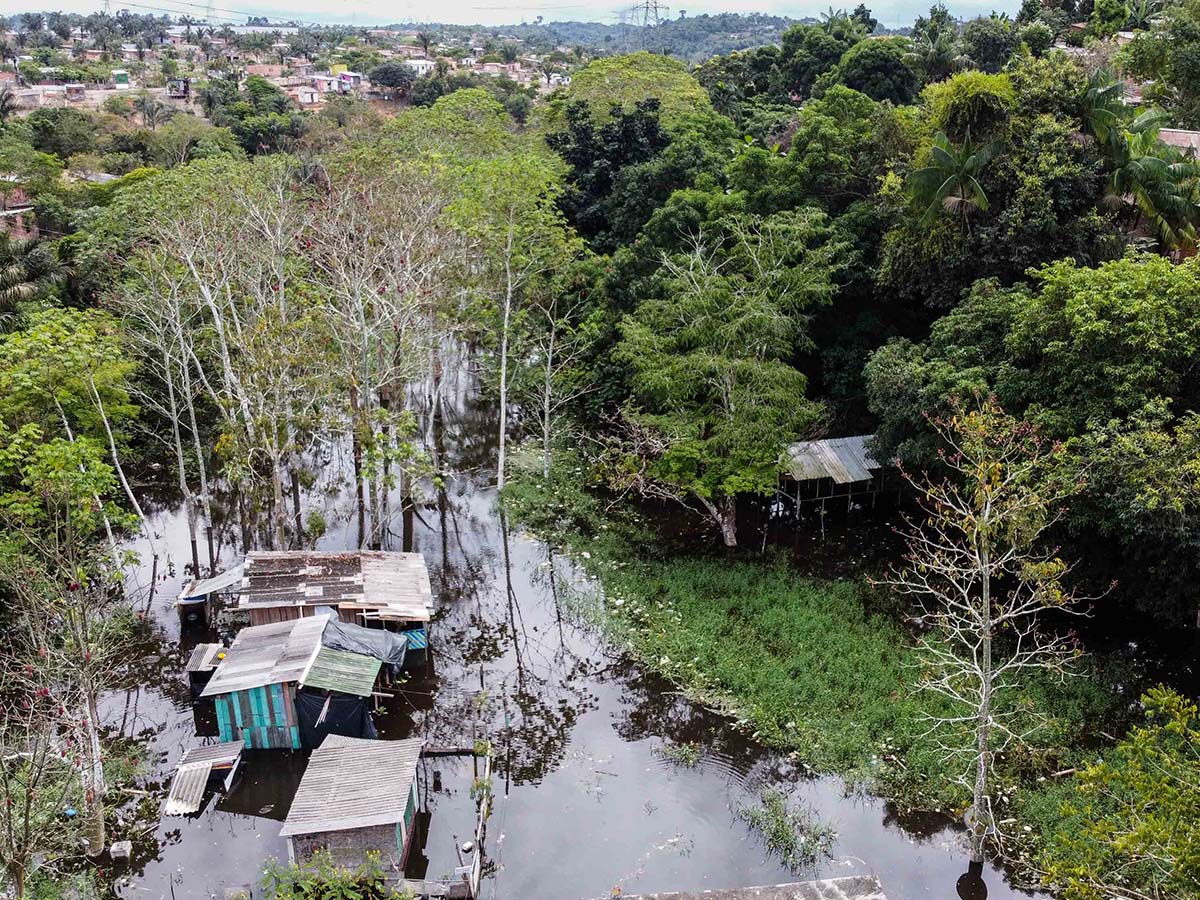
213 684 301 749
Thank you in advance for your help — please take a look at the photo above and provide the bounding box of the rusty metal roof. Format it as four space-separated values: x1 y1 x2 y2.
784 435 884 485
280 736 424 837
237 551 432 622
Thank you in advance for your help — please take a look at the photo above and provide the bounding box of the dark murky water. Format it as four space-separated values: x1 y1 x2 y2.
104 373 1046 900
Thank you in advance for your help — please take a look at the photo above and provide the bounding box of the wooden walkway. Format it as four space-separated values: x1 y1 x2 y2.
611 875 888 900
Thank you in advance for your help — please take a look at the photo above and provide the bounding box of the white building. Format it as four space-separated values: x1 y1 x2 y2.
404 58 436 77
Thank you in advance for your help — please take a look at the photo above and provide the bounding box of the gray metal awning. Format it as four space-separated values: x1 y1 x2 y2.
783 435 885 485
179 564 245 601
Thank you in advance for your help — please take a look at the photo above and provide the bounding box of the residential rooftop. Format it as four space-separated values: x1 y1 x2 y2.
280 735 424 837
238 550 433 622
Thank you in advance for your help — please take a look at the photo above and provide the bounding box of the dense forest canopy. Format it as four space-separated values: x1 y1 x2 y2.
2 2 1200 899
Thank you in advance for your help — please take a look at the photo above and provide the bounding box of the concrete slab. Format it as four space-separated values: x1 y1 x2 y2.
612 875 888 900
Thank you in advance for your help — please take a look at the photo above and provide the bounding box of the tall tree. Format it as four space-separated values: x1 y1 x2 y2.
883 399 1084 864
610 210 842 547
452 149 578 490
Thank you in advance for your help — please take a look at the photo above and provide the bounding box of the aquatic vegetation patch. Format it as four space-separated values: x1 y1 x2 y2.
655 740 702 767
738 788 836 872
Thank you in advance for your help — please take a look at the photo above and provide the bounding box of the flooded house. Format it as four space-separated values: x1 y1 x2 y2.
236 550 433 668
280 736 424 870
197 614 383 749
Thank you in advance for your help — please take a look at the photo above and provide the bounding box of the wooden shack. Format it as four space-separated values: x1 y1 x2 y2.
783 435 894 508
236 551 433 668
199 615 381 749
280 736 424 871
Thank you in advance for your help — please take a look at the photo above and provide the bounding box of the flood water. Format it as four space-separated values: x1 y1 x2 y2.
104 369 1047 900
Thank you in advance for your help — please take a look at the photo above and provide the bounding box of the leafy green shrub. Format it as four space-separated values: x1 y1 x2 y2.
922 70 1015 142
261 850 412 899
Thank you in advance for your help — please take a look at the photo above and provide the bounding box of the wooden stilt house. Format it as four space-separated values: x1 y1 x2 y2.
235 551 433 669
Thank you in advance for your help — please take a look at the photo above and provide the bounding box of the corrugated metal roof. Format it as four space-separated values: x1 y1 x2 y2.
164 741 244 816
237 551 432 622
186 643 222 673
179 564 245 601
784 435 884 485
179 741 244 767
200 615 330 697
301 647 381 697
280 736 423 837
164 764 211 816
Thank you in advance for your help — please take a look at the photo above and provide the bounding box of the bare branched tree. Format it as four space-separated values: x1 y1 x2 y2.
880 398 1088 863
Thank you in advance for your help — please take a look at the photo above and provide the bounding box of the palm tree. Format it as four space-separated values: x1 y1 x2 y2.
1105 109 1200 249
905 27 966 83
0 235 67 316
179 14 196 42
134 91 170 129
909 130 994 225
416 31 434 57
1079 67 1127 150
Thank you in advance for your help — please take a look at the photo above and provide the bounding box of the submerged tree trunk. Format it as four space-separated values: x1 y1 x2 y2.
270 456 287 550
81 693 106 857
496 215 516 491
291 469 303 545
180 344 215 571
164 350 200 574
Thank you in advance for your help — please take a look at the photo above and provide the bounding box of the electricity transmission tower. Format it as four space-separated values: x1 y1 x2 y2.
622 0 669 51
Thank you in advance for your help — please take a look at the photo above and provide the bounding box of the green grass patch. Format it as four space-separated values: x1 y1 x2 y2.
607 558 912 774
655 740 702 768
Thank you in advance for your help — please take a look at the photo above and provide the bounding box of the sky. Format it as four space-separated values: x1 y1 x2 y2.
0 0 1020 32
